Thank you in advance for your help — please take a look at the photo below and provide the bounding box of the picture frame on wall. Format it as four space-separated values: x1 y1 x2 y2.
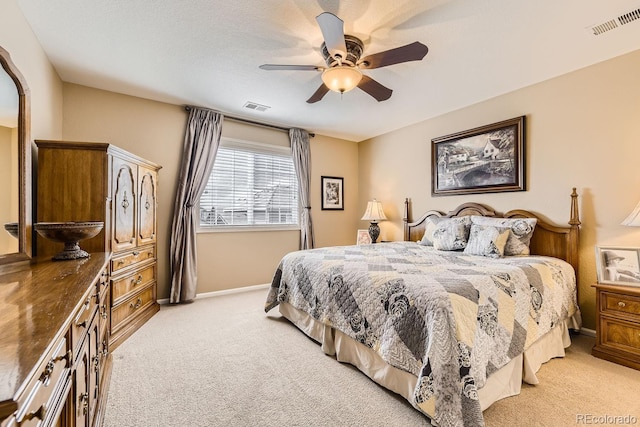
431 116 525 196
321 176 344 210
595 246 640 286
356 229 372 245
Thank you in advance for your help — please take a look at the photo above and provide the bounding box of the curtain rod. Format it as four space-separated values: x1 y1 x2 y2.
184 105 315 138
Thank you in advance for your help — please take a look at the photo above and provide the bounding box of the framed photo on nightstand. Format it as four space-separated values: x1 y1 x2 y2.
595 246 640 286
356 229 372 245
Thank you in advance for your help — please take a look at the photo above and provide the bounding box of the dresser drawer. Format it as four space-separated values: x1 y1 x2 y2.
111 246 155 273
111 263 156 304
599 316 640 357
15 336 71 426
71 292 99 360
602 291 640 318
111 284 156 333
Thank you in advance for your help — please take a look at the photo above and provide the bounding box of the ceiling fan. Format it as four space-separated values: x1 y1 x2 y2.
259 12 429 103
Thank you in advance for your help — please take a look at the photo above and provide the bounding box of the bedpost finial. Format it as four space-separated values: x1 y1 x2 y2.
569 188 581 226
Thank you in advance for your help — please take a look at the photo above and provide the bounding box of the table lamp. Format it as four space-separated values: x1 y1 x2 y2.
361 199 387 243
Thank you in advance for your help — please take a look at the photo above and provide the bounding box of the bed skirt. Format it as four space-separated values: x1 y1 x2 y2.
278 302 580 415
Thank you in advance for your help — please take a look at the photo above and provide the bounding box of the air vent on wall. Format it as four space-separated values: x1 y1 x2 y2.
243 101 270 112
587 7 640 35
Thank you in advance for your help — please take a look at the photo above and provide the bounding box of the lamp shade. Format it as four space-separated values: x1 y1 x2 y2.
622 200 640 226
361 199 387 222
321 66 362 93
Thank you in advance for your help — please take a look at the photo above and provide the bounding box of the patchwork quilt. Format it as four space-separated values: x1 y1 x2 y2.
265 242 579 427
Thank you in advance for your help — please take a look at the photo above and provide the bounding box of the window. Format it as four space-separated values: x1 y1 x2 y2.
199 138 298 229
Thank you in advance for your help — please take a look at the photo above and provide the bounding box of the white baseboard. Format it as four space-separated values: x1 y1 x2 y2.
157 283 270 305
580 327 596 337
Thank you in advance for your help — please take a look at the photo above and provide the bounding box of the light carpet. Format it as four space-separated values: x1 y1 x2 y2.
103 289 640 427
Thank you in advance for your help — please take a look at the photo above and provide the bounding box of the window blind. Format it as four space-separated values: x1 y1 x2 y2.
199 142 298 227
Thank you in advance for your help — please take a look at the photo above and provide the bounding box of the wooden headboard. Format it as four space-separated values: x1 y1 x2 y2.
403 188 581 280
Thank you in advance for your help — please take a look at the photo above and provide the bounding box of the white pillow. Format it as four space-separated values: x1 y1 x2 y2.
463 224 510 258
470 216 537 256
417 217 442 246
432 217 471 251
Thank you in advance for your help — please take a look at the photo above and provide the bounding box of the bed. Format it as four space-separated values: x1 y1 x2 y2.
265 190 582 427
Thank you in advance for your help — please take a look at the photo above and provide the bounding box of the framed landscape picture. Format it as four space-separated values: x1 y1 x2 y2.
431 116 525 196
595 246 640 286
321 176 344 210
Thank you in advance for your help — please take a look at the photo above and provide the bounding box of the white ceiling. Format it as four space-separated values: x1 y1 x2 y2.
15 0 640 142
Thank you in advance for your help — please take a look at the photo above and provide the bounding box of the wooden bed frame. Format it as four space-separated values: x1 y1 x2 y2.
403 188 581 285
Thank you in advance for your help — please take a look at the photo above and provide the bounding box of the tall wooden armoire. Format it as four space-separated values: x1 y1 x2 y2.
36 140 161 350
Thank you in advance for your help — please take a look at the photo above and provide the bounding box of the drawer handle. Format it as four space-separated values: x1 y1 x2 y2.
147 251 153 258
617 301 626 308
100 304 108 319
130 298 143 309
39 349 73 386
80 392 89 415
22 404 47 422
131 275 143 286
133 250 140 256
117 260 125 265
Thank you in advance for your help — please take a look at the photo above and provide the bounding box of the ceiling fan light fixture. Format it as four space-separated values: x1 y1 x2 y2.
321 66 362 93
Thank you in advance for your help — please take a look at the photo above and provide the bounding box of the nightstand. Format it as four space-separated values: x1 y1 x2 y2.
592 283 640 370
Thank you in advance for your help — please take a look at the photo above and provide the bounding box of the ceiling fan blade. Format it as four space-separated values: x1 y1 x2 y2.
357 75 393 102
259 64 322 71
316 12 347 60
358 41 429 69
306 84 330 104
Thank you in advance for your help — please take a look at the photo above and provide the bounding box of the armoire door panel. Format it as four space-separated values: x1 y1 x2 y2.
112 158 137 252
138 167 157 246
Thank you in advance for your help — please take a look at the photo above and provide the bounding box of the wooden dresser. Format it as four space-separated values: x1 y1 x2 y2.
35 140 161 351
592 283 640 370
0 254 110 427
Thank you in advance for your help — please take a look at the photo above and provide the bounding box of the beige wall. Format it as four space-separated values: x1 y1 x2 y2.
62 83 359 298
359 49 640 330
0 0 63 141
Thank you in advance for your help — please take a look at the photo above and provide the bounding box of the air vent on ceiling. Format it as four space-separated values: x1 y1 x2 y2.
587 7 640 36
243 101 270 112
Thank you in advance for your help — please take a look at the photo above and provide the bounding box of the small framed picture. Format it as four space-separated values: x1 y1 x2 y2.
321 176 344 210
595 246 640 286
357 229 372 245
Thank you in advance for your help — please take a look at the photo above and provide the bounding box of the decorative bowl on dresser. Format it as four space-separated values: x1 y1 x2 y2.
34 221 104 260
592 283 640 370
3 223 18 239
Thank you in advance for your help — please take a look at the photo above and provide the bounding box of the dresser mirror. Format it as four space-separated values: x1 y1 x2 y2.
0 45 32 267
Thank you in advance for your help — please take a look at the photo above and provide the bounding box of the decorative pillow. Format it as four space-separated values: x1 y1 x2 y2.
470 216 537 256
463 224 510 258
432 217 471 251
417 217 442 246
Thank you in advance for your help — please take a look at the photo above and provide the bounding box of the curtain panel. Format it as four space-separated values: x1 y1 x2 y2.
169 108 223 303
289 128 315 250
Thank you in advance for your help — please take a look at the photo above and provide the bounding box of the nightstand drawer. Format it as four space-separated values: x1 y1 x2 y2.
599 317 640 356
602 291 640 317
